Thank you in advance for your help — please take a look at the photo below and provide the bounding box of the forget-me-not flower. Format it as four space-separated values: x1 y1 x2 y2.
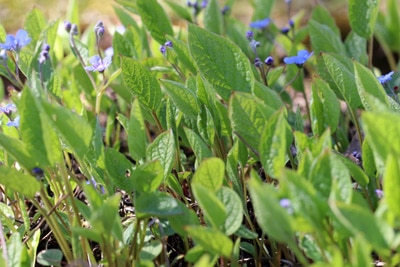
84 55 112 73
6 115 20 127
250 18 271 29
0 29 31 52
279 198 293 214
378 71 394 84
0 103 16 115
283 50 313 67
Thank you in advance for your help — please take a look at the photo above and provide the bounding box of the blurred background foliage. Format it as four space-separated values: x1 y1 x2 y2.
0 0 350 33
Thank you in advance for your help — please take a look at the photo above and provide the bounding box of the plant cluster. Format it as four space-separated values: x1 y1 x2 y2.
0 0 400 266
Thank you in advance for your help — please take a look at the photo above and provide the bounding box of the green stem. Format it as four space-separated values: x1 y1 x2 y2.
152 110 164 133
348 107 363 149
34 190 74 262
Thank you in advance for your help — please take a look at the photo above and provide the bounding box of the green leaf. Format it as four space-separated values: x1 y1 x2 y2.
136 0 173 44
128 98 147 161
129 161 164 193
362 112 400 173
348 0 380 38
19 89 61 167
36 249 63 266
317 53 362 109
259 109 292 178
183 127 213 163
186 226 233 258
339 155 369 187
113 31 137 59
139 240 162 261
345 31 368 64
331 202 390 252
42 102 92 160
310 78 340 135
0 167 41 198
252 81 283 110
121 57 162 110
216 187 243 235
104 148 135 191
192 183 226 229
161 80 200 118
281 171 328 232
165 35 197 74
229 92 275 155
0 134 36 170
136 192 184 218
169 205 200 236
251 0 275 20
203 0 223 34
24 8 46 43
188 24 254 100
164 0 193 22
7 232 23 267
383 155 400 217
310 5 341 36
247 172 294 243
354 60 389 111
191 157 225 191
147 129 175 179
309 20 346 55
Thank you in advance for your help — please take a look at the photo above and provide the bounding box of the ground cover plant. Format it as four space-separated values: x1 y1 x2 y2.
1 0 400 266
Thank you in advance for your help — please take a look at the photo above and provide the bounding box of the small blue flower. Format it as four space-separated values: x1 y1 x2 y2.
0 103 16 115
265 56 274 66
283 50 314 67
254 57 263 67
249 18 271 29
6 115 20 127
165 40 173 48
375 189 383 199
94 21 105 39
221 5 230 15
84 55 112 73
281 27 290 34
279 198 293 214
246 30 254 41
0 29 31 52
378 71 394 84
160 45 166 55
38 44 50 64
201 0 208 8
64 21 72 33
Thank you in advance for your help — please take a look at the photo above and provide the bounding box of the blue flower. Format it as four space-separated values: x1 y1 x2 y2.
84 55 112 73
160 45 166 55
279 198 293 214
249 18 271 29
0 29 31 52
0 103 16 115
6 115 19 127
378 71 394 84
283 50 313 67
265 56 274 66
375 189 383 199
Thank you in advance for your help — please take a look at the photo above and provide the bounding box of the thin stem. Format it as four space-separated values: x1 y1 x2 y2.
152 110 164 133
348 107 363 149
281 67 301 93
33 191 74 262
69 32 97 91
257 64 268 86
